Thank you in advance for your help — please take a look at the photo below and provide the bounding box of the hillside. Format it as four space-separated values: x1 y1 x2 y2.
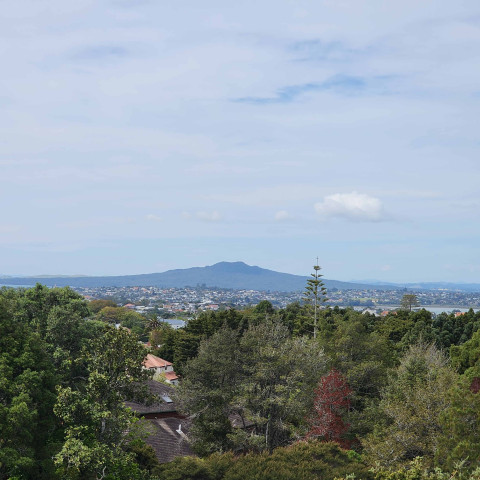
0 261 398 292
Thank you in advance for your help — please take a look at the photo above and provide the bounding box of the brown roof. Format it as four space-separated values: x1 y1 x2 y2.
143 354 173 369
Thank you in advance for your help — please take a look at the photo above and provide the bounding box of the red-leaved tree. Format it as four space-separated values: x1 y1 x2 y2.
307 369 352 448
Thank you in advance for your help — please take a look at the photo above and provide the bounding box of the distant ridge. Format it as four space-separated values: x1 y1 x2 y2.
354 280 480 293
0 261 400 292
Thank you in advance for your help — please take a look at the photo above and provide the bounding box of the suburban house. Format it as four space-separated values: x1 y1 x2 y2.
127 377 255 464
143 354 180 385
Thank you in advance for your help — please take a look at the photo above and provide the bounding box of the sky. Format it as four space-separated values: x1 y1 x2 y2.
1 0 480 282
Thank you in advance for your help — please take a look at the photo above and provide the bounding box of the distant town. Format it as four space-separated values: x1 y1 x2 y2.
74 284 480 316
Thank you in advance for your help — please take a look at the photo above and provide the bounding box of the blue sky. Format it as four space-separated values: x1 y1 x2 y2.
1 0 480 282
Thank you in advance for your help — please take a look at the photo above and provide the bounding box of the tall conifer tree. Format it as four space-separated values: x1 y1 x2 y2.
303 260 328 339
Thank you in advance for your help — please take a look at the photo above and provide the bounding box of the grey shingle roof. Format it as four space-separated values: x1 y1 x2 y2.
125 380 178 415
126 379 196 463
140 417 194 463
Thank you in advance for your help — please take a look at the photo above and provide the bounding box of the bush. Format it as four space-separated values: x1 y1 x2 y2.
159 441 373 480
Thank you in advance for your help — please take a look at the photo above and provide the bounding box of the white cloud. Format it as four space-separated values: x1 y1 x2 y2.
146 214 162 222
314 191 385 222
196 211 222 222
274 210 293 221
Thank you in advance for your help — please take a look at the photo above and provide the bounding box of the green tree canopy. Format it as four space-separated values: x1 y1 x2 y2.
176 321 326 455
436 374 480 471
400 294 420 312
53 326 152 480
0 285 154 480
363 343 457 467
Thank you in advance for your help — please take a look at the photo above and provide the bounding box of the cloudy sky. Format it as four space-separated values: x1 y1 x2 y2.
1 0 480 282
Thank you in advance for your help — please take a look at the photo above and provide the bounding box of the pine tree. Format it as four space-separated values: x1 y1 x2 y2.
303 261 328 339
400 293 420 312
363 343 457 467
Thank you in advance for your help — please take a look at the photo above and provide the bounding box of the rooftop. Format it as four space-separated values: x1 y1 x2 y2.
125 380 178 415
143 354 173 369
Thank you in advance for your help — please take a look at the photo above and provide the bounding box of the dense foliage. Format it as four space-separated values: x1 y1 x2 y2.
3 285 480 479
0 285 153 480
157 441 373 480
163 303 480 474
175 321 326 455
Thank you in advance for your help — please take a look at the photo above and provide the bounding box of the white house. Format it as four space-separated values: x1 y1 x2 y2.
143 354 179 385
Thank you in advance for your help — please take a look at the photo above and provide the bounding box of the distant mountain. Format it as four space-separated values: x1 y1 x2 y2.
0 261 400 292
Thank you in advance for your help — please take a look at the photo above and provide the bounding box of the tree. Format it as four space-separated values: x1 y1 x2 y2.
185 309 246 337
303 261 328 339
363 343 457 467
353 457 480 480
400 294 420 312
278 301 304 334
53 326 152 479
253 300 275 316
176 321 326 455
158 441 374 480
0 285 154 479
319 312 395 440
0 286 97 480
433 309 479 349
45 304 85 356
146 315 163 331
450 328 480 375
18 283 90 338
175 327 242 455
0 296 59 480
436 375 480 471
374 310 414 345
399 309 436 349
88 299 117 314
173 330 202 375
152 325 177 362
237 321 326 452
307 369 351 448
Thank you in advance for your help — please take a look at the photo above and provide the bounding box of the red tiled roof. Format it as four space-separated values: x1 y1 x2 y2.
144 354 173 369
165 371 179 381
